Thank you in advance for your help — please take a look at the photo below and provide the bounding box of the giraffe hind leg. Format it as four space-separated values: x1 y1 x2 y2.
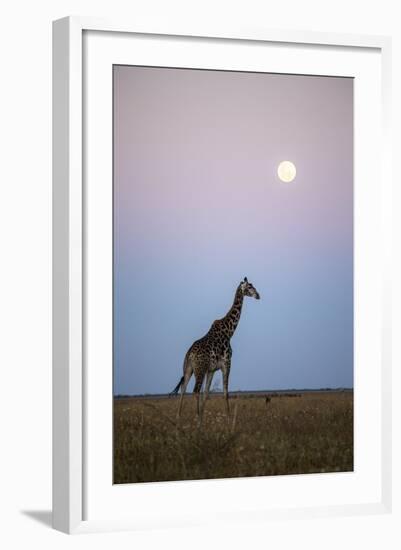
193 375 204 418
200 370 214 417
177 365 193 418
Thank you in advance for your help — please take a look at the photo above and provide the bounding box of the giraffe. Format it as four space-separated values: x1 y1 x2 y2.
171 277 260 418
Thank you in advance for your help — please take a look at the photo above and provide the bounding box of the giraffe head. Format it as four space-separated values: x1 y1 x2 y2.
240 277 260 300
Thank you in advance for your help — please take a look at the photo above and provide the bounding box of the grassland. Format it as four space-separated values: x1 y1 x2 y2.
113 391 353 484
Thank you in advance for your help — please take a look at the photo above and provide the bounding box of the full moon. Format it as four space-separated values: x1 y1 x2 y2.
278 160 296 183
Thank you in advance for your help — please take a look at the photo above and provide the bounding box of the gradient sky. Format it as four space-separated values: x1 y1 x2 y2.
113 65 353 395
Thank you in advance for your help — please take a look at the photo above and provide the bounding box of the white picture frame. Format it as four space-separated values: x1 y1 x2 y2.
52 16 392 534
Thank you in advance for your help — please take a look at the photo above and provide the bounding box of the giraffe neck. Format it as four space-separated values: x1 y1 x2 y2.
221 285 244 339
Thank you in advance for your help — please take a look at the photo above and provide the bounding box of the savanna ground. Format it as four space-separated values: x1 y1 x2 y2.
113 391 353 484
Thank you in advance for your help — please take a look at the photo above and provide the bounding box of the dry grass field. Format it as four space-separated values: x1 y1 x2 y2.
113 391 353 484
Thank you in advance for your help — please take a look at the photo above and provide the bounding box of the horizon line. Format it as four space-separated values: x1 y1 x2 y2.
114 386 354 397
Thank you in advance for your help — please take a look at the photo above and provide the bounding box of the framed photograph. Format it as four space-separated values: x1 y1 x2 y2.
52 17 392 534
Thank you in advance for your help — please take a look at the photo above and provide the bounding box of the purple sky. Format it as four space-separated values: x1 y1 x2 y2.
113 65 353 395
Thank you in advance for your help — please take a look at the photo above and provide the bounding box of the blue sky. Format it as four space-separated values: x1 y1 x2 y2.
113 66 353 395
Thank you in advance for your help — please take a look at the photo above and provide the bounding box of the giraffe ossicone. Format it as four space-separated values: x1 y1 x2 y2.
171 277 260 418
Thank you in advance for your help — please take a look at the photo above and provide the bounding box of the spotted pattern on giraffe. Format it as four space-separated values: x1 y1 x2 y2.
172 277 260 418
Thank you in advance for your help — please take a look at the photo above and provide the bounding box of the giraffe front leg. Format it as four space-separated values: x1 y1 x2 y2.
222 362 231 416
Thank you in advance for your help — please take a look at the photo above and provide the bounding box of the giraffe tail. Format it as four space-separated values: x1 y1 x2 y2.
170 375 184 396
